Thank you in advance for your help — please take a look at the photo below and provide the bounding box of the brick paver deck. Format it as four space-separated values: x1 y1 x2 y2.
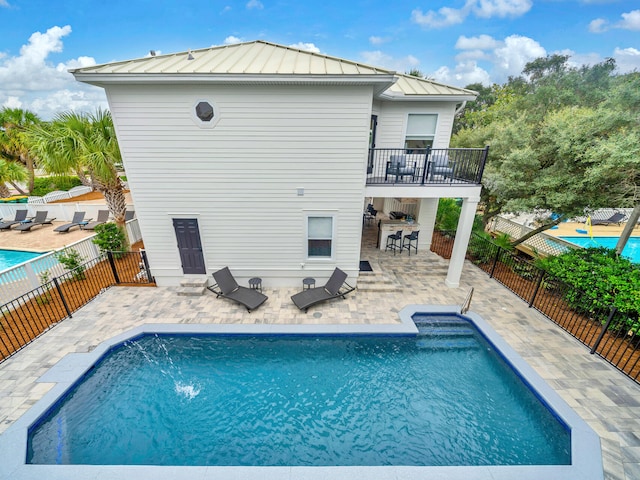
0 221 638 480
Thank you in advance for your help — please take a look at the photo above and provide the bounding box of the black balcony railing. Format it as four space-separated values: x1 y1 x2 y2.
366 146 489 186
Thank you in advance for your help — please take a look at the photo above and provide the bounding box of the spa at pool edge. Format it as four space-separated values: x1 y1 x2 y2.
0 305 603 480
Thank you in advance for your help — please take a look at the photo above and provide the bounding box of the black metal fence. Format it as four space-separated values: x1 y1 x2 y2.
365 146 489 185
431 230 640 384
0 250 154 363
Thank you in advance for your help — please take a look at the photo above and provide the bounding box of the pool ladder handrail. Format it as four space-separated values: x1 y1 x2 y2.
460 287 474 314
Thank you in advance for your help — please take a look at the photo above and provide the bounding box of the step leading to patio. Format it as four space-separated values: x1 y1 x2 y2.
177 278 208 296
356 266 400 292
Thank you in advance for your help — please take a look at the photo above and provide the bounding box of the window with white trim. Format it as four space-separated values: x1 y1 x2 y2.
307 216 333 258
404 114 437 149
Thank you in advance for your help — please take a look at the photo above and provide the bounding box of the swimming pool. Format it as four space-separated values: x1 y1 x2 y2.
0 249 45 272
0 307 603 480
560 236 640 263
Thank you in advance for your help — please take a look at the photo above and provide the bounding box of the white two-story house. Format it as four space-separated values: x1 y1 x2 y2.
72 41 487 288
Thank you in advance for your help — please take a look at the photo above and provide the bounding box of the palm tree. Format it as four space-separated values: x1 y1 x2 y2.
24 109 128 226
0 107 40 194
0 159 28 198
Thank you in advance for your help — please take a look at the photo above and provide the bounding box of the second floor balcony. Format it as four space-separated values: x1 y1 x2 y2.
366 146 489 186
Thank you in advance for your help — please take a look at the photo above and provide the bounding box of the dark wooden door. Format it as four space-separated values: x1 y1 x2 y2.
172 218 206 274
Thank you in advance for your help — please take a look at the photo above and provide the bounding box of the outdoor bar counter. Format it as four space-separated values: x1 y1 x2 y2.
378 218 419 251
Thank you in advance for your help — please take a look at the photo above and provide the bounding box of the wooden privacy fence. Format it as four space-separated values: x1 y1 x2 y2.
0 251 154 363
431 230 640 384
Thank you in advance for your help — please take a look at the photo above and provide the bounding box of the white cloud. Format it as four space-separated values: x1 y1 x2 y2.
3 96 22 109
0 0 9 7
493 35 546 78
613 47 640 73
246 0 263 10
433 61 492 86
224 36 243 44
619 10 640 30
289 42 321 53
412 0 531 29
589 10 640 33
432 33 546 86
456 34 501 50
588 18 609 33
455 49 491 62
221 6 232 13
411 6 469 28
472 0 532 19
0 26 108 119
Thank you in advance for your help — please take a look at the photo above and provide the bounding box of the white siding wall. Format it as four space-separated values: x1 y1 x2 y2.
372 100 457 148
106 84 373 286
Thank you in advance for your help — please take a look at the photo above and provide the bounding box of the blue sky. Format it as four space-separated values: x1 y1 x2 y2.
1 0 639 119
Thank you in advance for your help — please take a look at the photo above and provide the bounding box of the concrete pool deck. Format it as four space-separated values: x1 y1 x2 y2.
0 223 639 479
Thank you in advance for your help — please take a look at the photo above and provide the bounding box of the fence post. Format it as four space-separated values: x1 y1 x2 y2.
528 270 545 307
489 246 501 278
23 263 41 291
52 277 72 318
590 306 618 354
140 250 154 283
107 251 121 284
420 146 431 185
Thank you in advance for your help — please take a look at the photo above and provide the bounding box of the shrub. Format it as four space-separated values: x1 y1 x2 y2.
539 247 640 331
467 232 498 265
92 223 127 256
31 176 83 196
435 198 485 235
37 270 52 304
435 198 461 232
56 249 85 281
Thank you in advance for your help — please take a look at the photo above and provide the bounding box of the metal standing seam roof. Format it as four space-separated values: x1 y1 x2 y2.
387 74 478 98
71 40 476 99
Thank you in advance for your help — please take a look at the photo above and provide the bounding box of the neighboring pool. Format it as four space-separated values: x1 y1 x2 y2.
0 308 603 480
0 249 44 272
560 236 640 263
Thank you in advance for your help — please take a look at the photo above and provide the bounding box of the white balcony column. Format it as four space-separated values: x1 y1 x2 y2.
445 196 479 288
416 198 438 251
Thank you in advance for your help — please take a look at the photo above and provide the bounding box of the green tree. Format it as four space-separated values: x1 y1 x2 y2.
453 82 498 134
0 107 40 194
452 56 639 248
0 159 28 198
24 110 128 227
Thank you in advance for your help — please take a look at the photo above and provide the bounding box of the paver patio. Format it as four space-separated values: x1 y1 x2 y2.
0 221 638 480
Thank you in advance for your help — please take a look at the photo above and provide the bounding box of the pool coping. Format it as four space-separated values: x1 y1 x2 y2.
0 305 603 480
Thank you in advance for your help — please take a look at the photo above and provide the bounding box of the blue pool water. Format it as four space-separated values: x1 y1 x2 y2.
0 249 44 271
27 317 571 467
560 236 640 263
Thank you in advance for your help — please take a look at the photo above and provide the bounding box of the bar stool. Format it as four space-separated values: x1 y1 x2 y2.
385 230 403 255
364 208 377 226
402 230 419 256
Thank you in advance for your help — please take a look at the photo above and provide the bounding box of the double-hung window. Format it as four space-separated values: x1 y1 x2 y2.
404 114 437 150
307 216 333 258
